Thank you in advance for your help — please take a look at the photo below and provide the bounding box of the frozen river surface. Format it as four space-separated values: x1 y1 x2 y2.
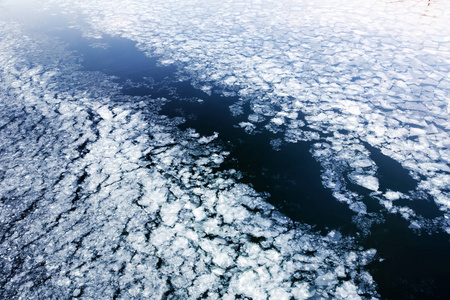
1 0 449 299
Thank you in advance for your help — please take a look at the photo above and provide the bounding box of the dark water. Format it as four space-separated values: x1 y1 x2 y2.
16 10 450 300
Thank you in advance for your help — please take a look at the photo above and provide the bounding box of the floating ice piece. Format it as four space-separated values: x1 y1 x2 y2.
198 132 219 144
348 174 379 191
238 121 256 133
248 113 265 123
271 116 285 126
335 282 361 299
384 190 405 201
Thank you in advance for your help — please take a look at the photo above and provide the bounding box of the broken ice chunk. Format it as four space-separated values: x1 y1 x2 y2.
348 174 379 191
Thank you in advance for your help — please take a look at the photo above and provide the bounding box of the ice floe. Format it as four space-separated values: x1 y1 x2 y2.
46 0 450 233
0 17 379 299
